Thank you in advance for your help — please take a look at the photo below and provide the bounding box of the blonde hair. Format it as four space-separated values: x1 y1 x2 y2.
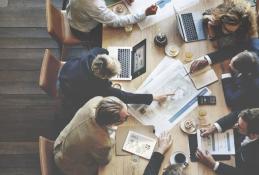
91 54 121 79
209 0 257 36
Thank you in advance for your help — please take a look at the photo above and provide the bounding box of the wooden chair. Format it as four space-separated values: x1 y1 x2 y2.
39 136 60 175
39 49 65 97
256 0 259 37
45 0 81 59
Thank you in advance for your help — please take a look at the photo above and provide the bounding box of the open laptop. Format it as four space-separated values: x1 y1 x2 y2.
174 6 206 42
107 39 146 80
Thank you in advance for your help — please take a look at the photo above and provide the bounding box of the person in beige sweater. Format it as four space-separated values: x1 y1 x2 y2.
54 96 130 175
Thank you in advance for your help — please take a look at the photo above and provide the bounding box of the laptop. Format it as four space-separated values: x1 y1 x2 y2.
174 6 206 42
107 39 146 80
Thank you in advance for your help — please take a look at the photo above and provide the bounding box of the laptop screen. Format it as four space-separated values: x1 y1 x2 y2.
131 39 146 79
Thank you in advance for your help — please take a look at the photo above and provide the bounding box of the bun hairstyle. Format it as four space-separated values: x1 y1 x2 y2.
95 97 125 126
239 108 259 135
91 54 121 79
232 51 258 75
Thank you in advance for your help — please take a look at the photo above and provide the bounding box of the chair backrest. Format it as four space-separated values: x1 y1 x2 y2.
39 49 62 97
39 136 59 175
46 0 64 43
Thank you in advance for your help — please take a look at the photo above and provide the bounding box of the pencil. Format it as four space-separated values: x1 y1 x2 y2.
155 0 164 6
166 93 175 96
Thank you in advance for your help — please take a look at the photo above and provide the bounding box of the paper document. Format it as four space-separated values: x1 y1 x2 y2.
129 57 210 136
197 129 235 155
184 61 218 89
123 131 157 159
125 0 199 30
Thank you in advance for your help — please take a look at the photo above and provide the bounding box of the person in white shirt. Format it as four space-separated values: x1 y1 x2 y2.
195 109 259 175
66 0 158 45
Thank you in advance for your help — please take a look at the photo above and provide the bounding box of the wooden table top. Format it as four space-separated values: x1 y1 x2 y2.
100 0 235 174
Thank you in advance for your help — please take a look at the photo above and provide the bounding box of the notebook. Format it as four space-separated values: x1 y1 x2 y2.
184 60 218 89
108 39 146 80
174 6 206 42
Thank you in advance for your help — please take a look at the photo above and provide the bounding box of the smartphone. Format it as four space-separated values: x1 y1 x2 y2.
197 96 216 105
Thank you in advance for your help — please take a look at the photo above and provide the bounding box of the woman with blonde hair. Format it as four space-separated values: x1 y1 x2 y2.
203 0 257 48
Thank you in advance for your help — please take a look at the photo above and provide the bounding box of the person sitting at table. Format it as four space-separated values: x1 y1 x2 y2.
58 47 168 125
66 0 157 45
54 96 130 175
190 50 259 110
143 132 184 175
195 108 259 175
202 0 257 49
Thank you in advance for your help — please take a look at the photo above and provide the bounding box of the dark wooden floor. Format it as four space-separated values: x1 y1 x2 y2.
0 0 87 174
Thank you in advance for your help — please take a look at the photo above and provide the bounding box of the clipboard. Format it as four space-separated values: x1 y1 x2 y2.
115 125 156 156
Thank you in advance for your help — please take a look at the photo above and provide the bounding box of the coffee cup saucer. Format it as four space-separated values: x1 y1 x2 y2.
170 151 189 168
180 119 197 134
112 3 127 15
165 43 179 57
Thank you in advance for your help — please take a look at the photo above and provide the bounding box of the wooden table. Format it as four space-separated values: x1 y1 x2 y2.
100 0 235 174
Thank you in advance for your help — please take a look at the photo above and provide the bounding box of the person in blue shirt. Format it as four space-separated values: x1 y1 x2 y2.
190 48 259 111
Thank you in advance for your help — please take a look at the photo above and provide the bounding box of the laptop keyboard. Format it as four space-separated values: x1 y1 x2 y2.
118 49 131 78
181 13 198 41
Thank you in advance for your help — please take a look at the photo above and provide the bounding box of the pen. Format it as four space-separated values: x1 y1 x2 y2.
184 71 191 77
166 93 175 96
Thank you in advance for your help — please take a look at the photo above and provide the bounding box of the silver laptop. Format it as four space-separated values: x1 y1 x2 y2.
107 39 146 81
174 7 206 42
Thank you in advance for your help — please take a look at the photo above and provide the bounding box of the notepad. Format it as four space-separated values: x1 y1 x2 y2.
184 61 218 89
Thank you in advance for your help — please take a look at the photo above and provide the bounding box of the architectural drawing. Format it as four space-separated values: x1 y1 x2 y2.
129 57 210 135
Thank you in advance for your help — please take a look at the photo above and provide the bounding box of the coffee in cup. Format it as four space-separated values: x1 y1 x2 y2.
170 151 189 168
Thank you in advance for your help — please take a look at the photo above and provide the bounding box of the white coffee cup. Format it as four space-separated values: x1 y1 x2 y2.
170 151 189 168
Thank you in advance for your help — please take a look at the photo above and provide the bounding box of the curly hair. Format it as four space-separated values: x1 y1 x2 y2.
206 0 257 36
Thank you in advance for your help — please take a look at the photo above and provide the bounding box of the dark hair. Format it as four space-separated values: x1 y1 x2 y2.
95 97 124 126
232 51 258 75
239 108 259 134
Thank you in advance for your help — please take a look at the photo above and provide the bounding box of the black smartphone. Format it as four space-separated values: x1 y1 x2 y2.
197 96 216 105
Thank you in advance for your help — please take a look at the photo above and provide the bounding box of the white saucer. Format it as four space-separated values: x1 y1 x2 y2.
180 119 197 134
165 43 180 57
112 3 128 16
170 151 189 168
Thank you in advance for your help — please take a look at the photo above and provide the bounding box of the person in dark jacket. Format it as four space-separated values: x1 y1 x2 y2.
189 38 259 110
143 132 183 175
196 109 259 175
58 47 168 126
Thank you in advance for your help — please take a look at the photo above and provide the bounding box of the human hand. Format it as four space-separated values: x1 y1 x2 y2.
190 59 209 73
195 148 216 169
203 15 216 25
145 5 157 16
153 95 169 104
125 0 134 5
200 125 217 137
156 131 173 155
